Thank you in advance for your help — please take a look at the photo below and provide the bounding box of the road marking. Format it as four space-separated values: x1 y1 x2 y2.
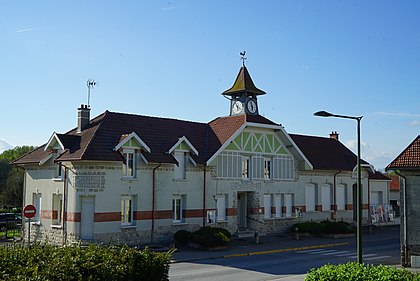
308 250 337 255
297 249 325 254
364 255 391 261
320 251 350 256
296 249 392 262
223 242 350 259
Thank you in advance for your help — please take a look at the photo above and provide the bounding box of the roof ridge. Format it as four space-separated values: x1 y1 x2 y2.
387 135 420 169
107 110 209 126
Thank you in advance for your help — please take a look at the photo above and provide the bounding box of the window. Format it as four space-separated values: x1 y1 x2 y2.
122 149 135 177
273 156 294 180
174 151 186 180
251 156 264 179
172 196 184 223
121 196 133 225
336 184 346 211
55 162 64 179
321 184 331 211
370 191 383 205
242 156 250 179
216 152 241 178
305 184 316 212
216 195 227 222
275 195 282 218
52 194 63 225
264 194 273 219
264 158 272 179
284 194 293 218
33 193 42 222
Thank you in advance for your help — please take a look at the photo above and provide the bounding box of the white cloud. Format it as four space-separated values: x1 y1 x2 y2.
344 139 369 152
16 27 39 33
409 120 420 126
0 139 13 153
374 112 420 118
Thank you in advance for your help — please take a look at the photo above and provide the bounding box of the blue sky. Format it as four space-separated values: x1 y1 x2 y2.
1 1 419 170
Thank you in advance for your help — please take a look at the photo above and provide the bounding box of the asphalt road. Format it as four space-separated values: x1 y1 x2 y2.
169 229 400 281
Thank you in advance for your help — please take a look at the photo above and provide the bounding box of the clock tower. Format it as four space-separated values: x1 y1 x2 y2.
222 56 266 116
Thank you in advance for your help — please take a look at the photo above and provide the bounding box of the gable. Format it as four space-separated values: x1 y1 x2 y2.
114 132 151 153
387 135 420 170
225 130 290 155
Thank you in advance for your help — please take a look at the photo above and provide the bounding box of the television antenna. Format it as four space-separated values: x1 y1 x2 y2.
86 79 96 107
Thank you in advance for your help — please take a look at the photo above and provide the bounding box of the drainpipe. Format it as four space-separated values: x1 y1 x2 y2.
151 163 161 243
62 165 68 245
367 174 372 233
18 166 26 240
395 170 408 267
202 165 207 227
333 170 341 221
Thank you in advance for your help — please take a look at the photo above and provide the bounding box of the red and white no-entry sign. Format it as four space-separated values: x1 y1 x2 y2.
23 204 36 219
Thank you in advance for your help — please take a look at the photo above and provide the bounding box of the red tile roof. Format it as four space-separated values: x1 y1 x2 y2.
289 134 369 171
387 135 420 170
12 111 278 166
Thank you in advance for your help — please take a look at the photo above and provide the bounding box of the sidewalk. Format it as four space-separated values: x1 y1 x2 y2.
170 225 404 280
171 225 399 263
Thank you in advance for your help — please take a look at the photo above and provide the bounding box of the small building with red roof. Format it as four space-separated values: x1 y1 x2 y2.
387 135 420 266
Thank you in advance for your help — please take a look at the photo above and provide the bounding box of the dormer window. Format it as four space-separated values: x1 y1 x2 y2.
122 149 136 178
174 151 186 180
56 162 64 179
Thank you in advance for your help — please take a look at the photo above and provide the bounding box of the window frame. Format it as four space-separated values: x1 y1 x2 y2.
172 196 184 223
264 158 272 180
174 151 187 180
33 193 42 223
264 194 273 219
242 156 250 179
52 194 63 225
121 195 134 226
122 149 136 178
216 195 227 222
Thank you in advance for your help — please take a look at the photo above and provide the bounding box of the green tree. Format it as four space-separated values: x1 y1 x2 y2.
0 146 35 208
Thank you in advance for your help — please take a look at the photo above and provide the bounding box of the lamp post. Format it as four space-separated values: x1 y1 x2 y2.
314 110 363 263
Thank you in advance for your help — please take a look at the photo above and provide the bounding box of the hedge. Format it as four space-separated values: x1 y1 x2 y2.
291 221 355 235
174 227 231 249
0 243 173 281
305 262 418 281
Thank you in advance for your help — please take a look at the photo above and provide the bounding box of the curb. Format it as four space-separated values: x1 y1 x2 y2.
171 242 350 263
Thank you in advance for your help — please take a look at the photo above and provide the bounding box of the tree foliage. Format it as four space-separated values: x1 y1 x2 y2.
0 146 36 208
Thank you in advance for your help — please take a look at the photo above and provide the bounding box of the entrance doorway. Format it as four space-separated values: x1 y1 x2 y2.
237 192 247 230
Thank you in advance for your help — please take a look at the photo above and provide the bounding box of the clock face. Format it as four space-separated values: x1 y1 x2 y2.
232 101 243 114
247 100 257 113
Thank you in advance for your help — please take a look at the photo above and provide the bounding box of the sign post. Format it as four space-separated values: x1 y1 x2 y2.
23 204 36 246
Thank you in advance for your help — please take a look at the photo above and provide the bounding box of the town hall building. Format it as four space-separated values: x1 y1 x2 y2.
13 62 389 245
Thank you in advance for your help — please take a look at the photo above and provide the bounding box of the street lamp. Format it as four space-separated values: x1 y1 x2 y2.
314 110 363 263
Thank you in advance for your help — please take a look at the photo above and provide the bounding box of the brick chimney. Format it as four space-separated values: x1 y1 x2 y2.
329 131 339 141
77 104 91 133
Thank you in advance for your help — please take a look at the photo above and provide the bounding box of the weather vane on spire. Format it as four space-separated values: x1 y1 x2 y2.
240 51 246 66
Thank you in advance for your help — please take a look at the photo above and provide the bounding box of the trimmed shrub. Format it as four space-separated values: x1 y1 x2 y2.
321 220 355 234
291 221 355 235
181 227 231 249
0 243 173 281
291 222 323 235
305 262 416 281
174 230 192 244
